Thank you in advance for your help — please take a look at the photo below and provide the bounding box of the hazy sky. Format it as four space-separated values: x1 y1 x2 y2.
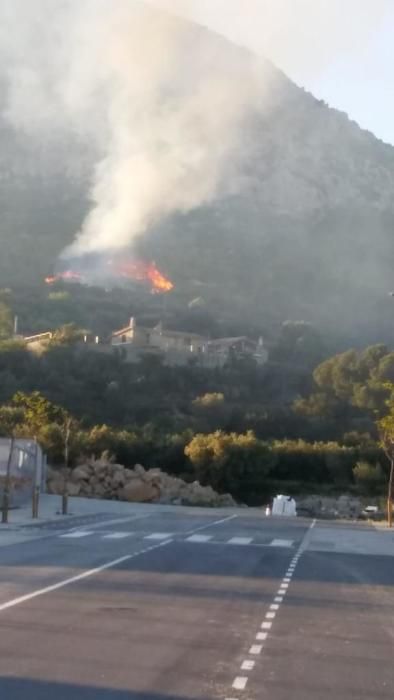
152 0 394 145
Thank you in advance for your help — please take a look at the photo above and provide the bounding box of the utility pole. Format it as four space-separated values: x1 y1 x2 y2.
32 438 40 519
62 417 71 515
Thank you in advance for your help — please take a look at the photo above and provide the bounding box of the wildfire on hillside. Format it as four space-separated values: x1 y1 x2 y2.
45 258 174 294
115 260 174 293
45 271 82 285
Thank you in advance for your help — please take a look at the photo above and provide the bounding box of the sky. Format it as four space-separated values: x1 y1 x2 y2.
151 0 394 145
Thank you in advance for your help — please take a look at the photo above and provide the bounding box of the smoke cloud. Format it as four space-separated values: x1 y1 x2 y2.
0 0 263 258
152 0 391 79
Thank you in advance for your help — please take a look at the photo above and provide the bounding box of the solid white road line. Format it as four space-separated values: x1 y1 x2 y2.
144 533 173 540
0 539 173 613
184 513 238 536
186 534 212 543
102 532 133 540
232 677 248 690
228 537 253 545
67 513 152 533
60 531 94 539
270 539 293 547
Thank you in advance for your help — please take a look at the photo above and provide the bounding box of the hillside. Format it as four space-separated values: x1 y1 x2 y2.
1 13 394 345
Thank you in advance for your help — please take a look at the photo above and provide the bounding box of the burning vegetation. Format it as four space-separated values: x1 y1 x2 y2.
45 258 174 294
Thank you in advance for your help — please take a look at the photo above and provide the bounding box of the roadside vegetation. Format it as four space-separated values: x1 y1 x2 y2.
1 299 394 506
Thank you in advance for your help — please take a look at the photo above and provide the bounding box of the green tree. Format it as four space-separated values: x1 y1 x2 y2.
0 406 25 436
272 321 325 368
295 345 394 439
8 391 77 464
353 461 385 496
192 392 225 408
376 383 394 526
48 323 85 347
11 391 67 435
0 301 13 340
185 430 276 503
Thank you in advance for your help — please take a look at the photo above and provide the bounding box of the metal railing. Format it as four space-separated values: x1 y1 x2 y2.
0 438 47 522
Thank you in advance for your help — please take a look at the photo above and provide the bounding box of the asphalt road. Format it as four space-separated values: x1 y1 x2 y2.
0 510 393 699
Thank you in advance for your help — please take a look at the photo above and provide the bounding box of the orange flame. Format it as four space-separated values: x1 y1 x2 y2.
45 271 82 285
146 262 174 293
45 260 173 293
116 260 173 293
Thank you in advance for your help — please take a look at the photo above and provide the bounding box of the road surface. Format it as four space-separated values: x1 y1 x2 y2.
0 508 393 699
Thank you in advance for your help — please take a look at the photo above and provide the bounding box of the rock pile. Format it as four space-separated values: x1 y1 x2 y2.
46 458 236 508
296 494 363 519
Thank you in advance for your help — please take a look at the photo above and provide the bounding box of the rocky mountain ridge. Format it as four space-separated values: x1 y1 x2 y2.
1 12 394 344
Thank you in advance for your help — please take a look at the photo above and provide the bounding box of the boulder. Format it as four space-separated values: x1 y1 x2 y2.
46 458 236 507
133 464 146 477
112 469 126 487
124 468 138 480
93 482 107 498
92 463 108 480
70 465 91 483
65 481 81 497
47 479 64 495
119 479 160 503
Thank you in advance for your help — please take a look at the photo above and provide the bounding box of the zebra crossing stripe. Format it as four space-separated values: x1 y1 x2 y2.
60 531 94 539
270 539 294 548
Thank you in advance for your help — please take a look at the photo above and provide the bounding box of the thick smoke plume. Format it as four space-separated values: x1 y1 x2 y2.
0 0 262 258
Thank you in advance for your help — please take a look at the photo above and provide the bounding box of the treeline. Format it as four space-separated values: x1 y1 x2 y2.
1 323 394 503
0 391 388 505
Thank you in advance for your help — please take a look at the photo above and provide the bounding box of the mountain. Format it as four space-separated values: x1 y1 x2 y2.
1 13 394 346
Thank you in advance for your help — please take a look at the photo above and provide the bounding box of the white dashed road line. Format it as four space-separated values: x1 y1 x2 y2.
249 644 263 655
102 532 133 540
226 518 316 696
241 660 255 671
232 676 248 690
186 534 212 543
144 533 173 540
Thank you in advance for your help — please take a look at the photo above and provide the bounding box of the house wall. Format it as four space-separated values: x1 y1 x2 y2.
149 329 207 352
112 326 150 347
